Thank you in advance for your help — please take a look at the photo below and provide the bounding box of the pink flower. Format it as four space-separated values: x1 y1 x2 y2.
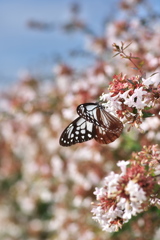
91 145 160 232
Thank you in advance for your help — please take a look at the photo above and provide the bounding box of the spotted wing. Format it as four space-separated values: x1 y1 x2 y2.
59 117 95 146
77 102 123 133
77 103 100 125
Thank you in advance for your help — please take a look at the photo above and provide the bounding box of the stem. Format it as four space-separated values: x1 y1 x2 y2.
122 51 143 76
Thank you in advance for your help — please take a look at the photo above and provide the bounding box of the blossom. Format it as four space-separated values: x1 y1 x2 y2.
117 160 129 175
100 72 159 129
92 146 160 232
100 92 122 113
92 161 149 232
142 75 160 87
125 180 146 202
122 87 148 109
104 171 121 197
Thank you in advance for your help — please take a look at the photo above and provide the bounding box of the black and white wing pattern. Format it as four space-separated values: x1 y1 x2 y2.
59 117 95 146
77 102 123 134
59 102 123 146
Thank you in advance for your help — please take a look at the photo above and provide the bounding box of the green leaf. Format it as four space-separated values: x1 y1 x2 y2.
142 111 154 118
150 72 159 77
144 106 152 110
123 42 133 50
130 56 140 59
113 52 120 57
127 79 135 85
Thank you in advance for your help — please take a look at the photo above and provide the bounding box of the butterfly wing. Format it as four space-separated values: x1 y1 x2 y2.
59 117 95 146
93 124 121 144
60 102 123 146
77 103 123 133
97 108 123 134
77 103 100 125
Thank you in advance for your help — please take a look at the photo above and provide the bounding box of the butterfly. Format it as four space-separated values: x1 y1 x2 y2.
59 102 123 146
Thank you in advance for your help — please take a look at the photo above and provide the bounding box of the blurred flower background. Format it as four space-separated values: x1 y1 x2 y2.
0 0 160 239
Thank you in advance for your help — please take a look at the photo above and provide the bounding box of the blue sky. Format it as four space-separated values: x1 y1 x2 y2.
0 0 160 87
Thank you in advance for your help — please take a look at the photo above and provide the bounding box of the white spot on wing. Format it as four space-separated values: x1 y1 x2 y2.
86 104 97 111
81 129 85 134
93 108 98 121
77 118 85 126
86 122 93 132
68 125 74 138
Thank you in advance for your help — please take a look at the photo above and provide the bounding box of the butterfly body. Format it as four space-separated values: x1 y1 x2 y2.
60 103 123 146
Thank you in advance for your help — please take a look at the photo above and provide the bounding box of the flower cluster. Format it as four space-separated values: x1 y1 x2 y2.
100 72 160 129
0 1 160 240
92 145 160 232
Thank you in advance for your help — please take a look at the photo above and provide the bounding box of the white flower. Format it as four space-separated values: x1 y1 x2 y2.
92 205 124 233
125 180 146 202
116 197 138 220
91 205 103 218
121 200 133 220
120 87 148 109
142 77 154 87
101 92 122 112
119 89 130 101
104 172 121 197
100 92 107 101
92 165 149 232
107 205 123 220
142 75 160 87
117 160 129 175
93 187 105 200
